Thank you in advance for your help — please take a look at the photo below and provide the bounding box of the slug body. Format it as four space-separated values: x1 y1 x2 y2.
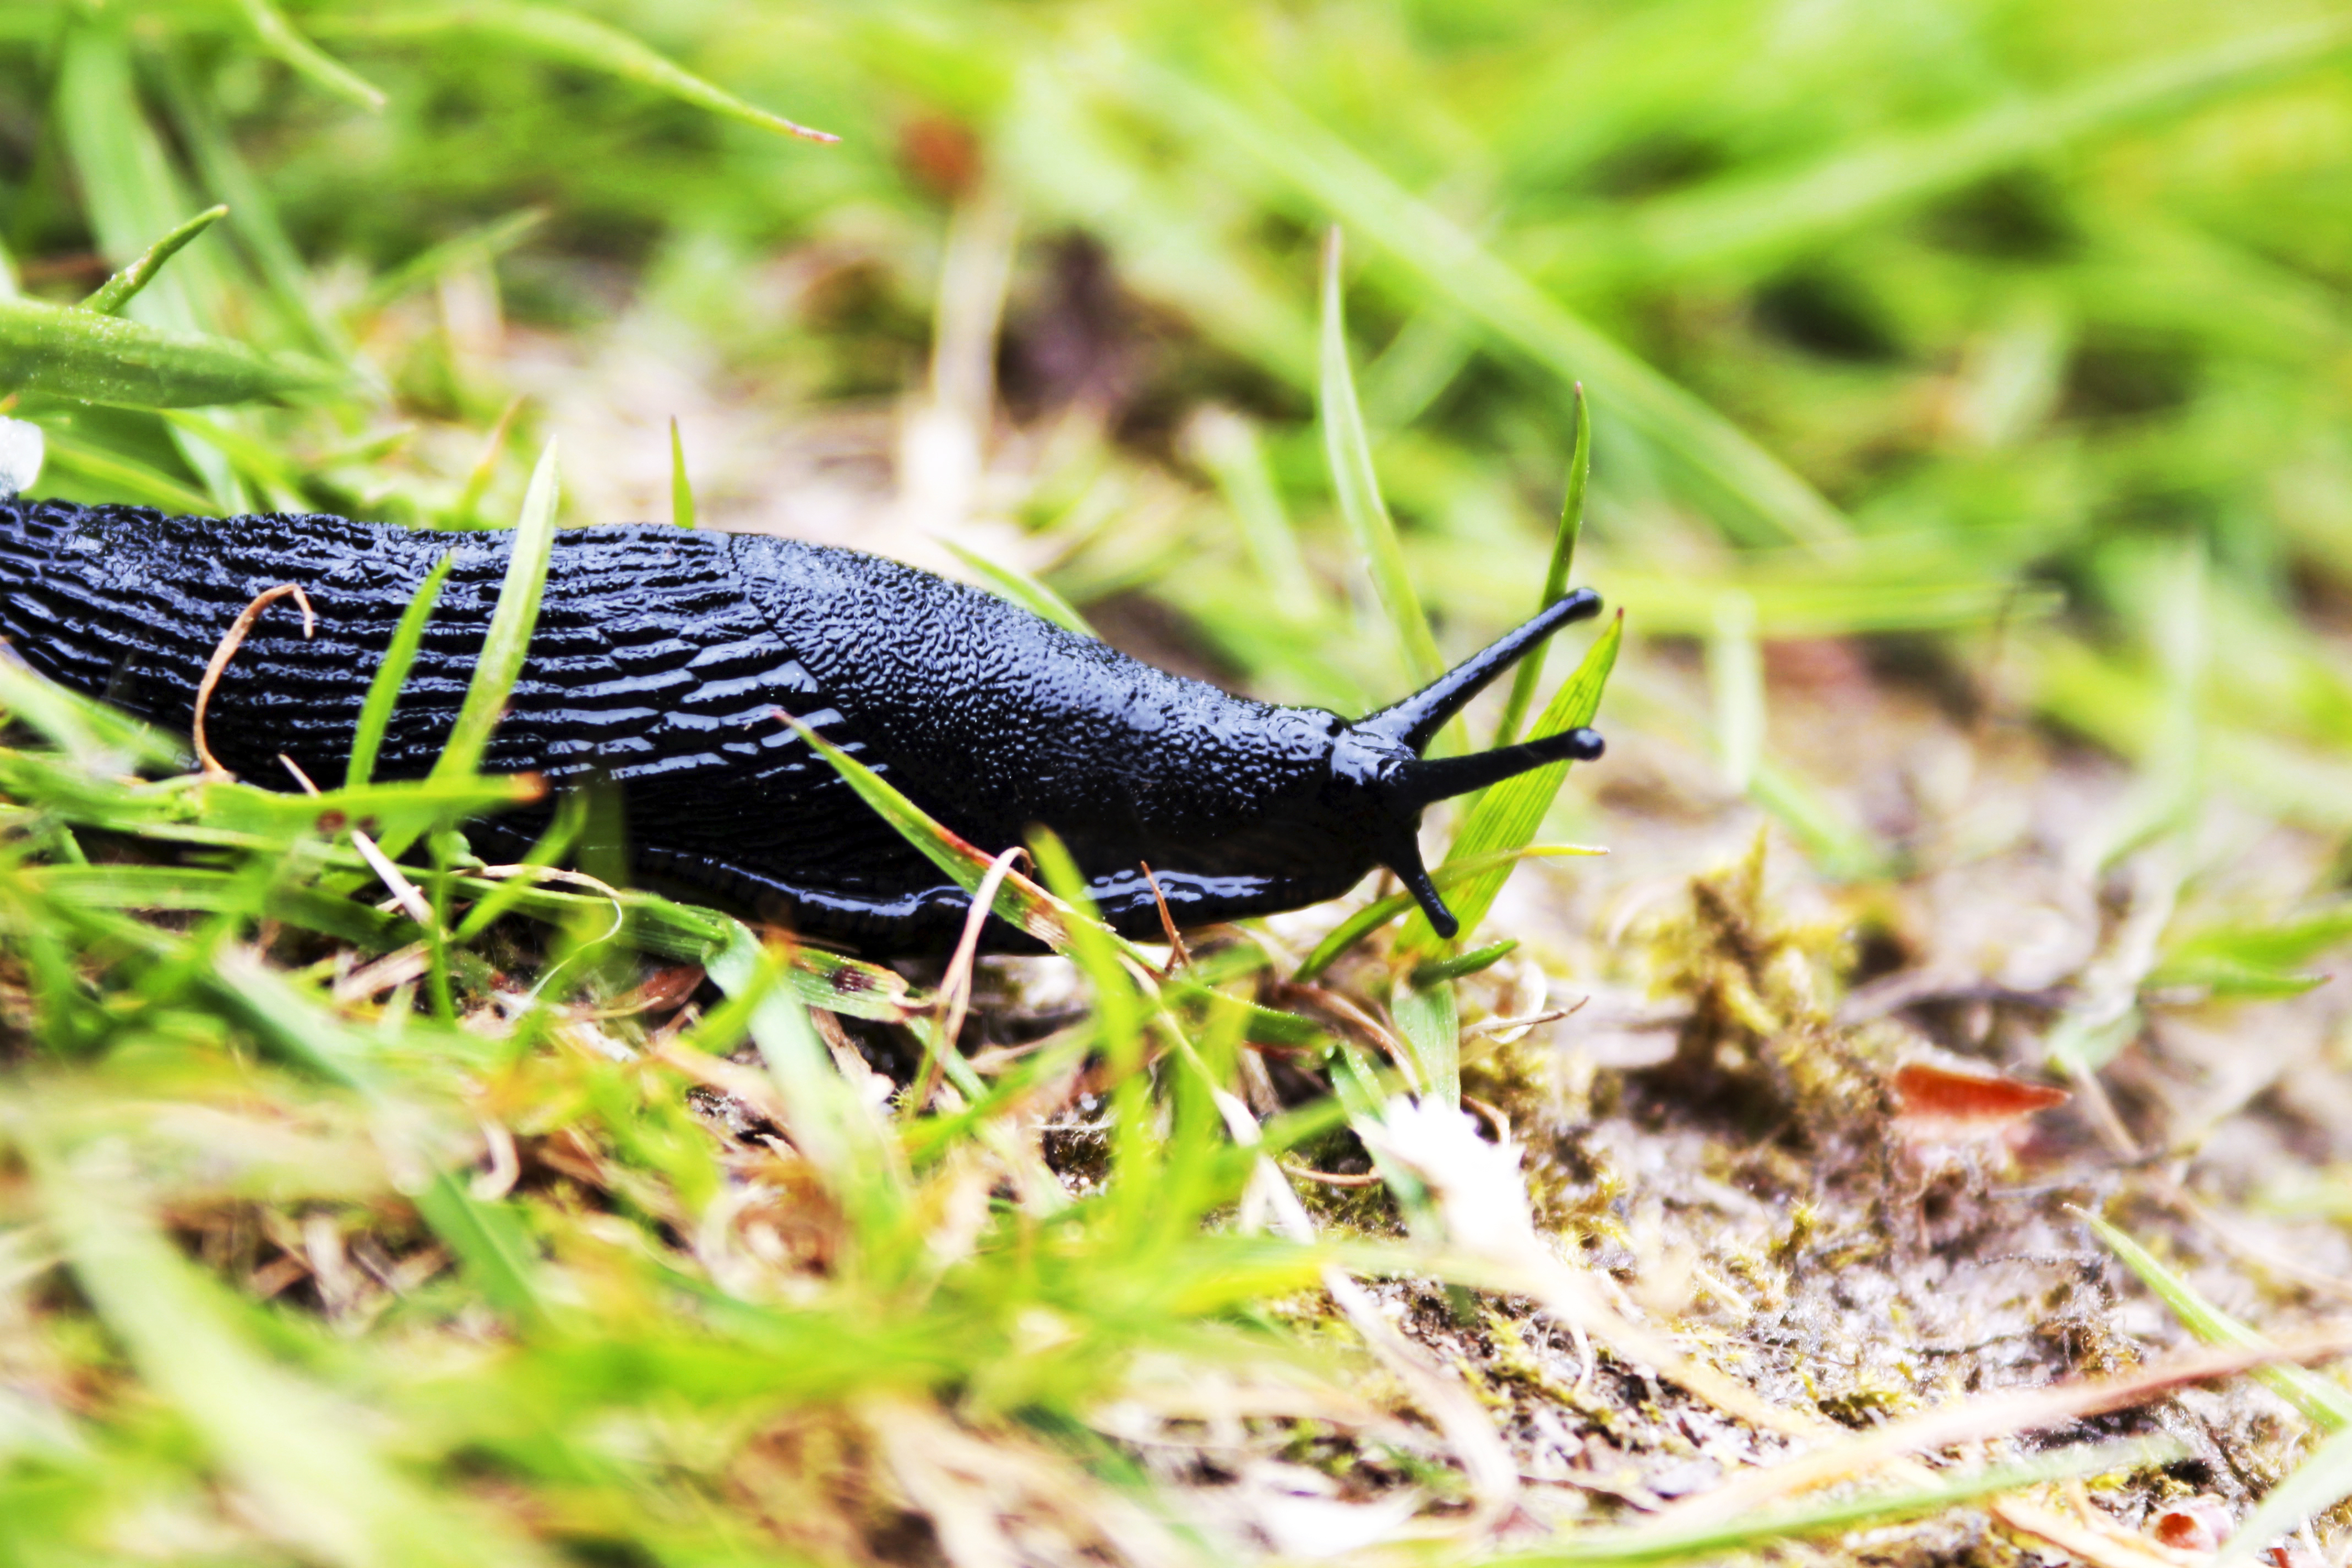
0 497 1605 954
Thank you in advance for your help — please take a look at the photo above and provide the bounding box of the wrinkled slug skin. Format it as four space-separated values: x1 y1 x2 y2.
0 499 1378 952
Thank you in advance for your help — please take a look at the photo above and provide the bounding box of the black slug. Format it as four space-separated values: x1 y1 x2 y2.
0 497 1604 954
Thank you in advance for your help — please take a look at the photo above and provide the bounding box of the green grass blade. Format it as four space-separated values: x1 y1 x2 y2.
80 205 228 317
1185 407 1320 620
2222 1421 2352 1566
349 553 455 788
1137 65 1848 549
1028 830 1145 1069
330 2 838 142
429 439 558 785
156 408 309 504
53 22 251 510
1491 1439 2180 1566
669 416 695 529
784 715 1311 1053
1707 589 1763 794
705 923 901 1217
1399 613 1623 957
0 656 185 775
937 537 1095 636
2084 1212 2352 1431
407 1171 552 1330
1391 978 1458 1107
1610 14 2352 282
27 864 408 948
1409 939 1517 987
233 0 387 111
155 56 357 364
21 1134 551 1568
1749 759 1891 883
357 208 546 317
1321 228 1445 691
0 298 339 408
1494 385 1589 748
34 424 219 513
781 713 1062 944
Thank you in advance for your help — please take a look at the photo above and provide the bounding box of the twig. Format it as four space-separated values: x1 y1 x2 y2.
1138 859 1191 972
1654 1329 2352 1528
1278 981 1423 1092
1462 1093 1511 1142
1279 1162 1384 1187
1461 997 1587 1043
919 845 1029 1112
194 583 314 776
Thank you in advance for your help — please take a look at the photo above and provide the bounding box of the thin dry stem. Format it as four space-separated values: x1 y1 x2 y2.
194 584 314 776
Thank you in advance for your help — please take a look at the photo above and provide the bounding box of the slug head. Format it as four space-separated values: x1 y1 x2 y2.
1332 589 1607 939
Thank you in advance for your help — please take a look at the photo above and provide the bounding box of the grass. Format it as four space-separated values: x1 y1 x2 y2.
7 1 2352 1564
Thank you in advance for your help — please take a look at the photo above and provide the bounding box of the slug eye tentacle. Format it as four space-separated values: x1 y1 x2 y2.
1348 589 1609 940
1395 725 1604 809
1374 725 1606 940
1355 587 1601 753
1389 836 1460 940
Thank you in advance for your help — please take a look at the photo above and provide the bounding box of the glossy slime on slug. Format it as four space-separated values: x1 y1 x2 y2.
0 498 1606 954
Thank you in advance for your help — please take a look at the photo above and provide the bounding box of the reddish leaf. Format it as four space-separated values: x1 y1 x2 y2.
1892 1059 2068 1138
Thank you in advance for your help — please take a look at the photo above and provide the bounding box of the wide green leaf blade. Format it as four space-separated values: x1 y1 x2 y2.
0 297 339 409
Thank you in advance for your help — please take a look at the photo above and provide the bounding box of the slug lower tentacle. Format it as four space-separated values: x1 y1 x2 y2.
0 497 1605 954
